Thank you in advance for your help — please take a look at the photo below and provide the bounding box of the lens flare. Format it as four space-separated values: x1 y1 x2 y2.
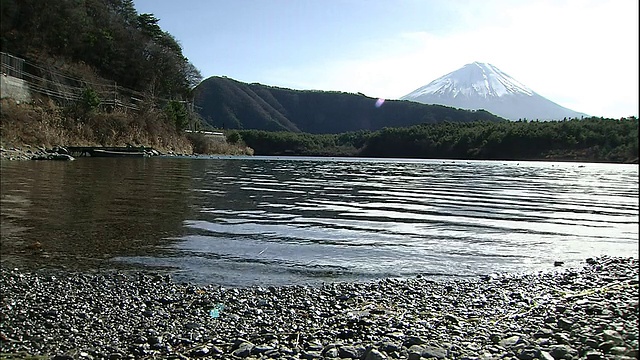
375 98 385 108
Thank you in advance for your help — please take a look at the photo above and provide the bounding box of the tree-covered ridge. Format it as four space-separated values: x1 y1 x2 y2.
235 117 639 163
1 0 201 100
0 0 253 155
193 76 506 133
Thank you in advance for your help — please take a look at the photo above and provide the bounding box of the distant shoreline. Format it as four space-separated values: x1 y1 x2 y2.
2 145 638 164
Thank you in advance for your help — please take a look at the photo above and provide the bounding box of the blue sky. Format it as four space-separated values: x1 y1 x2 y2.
133 0 638 119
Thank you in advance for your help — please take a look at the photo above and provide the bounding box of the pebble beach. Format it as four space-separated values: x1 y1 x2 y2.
0 256 638 359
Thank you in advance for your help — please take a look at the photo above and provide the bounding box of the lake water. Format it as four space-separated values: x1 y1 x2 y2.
1 156 638 286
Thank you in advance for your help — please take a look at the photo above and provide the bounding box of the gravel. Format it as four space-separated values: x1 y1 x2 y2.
1 256 638 359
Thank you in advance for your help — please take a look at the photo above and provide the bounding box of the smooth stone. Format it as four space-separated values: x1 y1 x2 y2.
379 341 401 353
365 349 388 360
602 329 624 344
338 345 362 359
554 332 572 344
585 350 604 360
585 338 600 349
302 350 323 359
323 347 339 358
534 328 554 338
557 318 573 331
404 335 428 347
549 344 575 359
306 342 323 352
189 346 209 357
386 331 405 340
252 345 275 354
539 350 554 360
598 340 616 352
232 342 254 358
499 335 521 348
517 348 539 360
422 346 448 359
408 345 425 358
264 349 280 358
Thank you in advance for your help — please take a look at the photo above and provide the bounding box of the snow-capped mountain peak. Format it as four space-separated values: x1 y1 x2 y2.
405 62 533 100
400 62 588 121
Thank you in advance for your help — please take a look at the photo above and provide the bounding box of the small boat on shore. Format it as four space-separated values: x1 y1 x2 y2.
64 146 156 158
90 149 147 158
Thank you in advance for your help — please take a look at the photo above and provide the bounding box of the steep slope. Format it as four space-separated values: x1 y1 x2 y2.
193 76 506 133
401 62 588 121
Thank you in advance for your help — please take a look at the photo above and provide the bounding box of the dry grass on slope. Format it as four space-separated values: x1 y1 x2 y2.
0 98 192 154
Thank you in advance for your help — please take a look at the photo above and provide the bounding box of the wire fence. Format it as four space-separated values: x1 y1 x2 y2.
1 52 185 112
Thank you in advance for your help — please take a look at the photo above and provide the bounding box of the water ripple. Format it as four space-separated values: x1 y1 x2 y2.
165 158 639 285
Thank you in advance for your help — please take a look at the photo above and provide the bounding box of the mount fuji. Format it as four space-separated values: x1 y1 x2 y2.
400 62 588 121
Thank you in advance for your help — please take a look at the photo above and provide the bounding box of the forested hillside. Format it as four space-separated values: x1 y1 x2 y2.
193 76 506 133
1 0 200 99
235 117 638 163
0 0 252 155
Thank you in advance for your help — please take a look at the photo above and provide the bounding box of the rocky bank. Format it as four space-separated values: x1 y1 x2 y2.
0 145 52 161
0 256 638 359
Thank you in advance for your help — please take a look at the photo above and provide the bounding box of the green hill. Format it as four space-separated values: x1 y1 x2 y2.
193 76 506 133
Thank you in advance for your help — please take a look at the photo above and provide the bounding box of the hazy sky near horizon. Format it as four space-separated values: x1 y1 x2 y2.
133 0 638 119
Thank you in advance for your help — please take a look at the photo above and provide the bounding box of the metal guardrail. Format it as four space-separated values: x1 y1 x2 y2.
1 52 24 78
0 52 190 111
1 52 209 133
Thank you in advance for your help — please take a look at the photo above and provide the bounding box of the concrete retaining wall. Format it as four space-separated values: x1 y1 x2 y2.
1 74 31 103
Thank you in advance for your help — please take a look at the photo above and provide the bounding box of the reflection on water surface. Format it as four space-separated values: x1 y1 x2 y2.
1 157 638 286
